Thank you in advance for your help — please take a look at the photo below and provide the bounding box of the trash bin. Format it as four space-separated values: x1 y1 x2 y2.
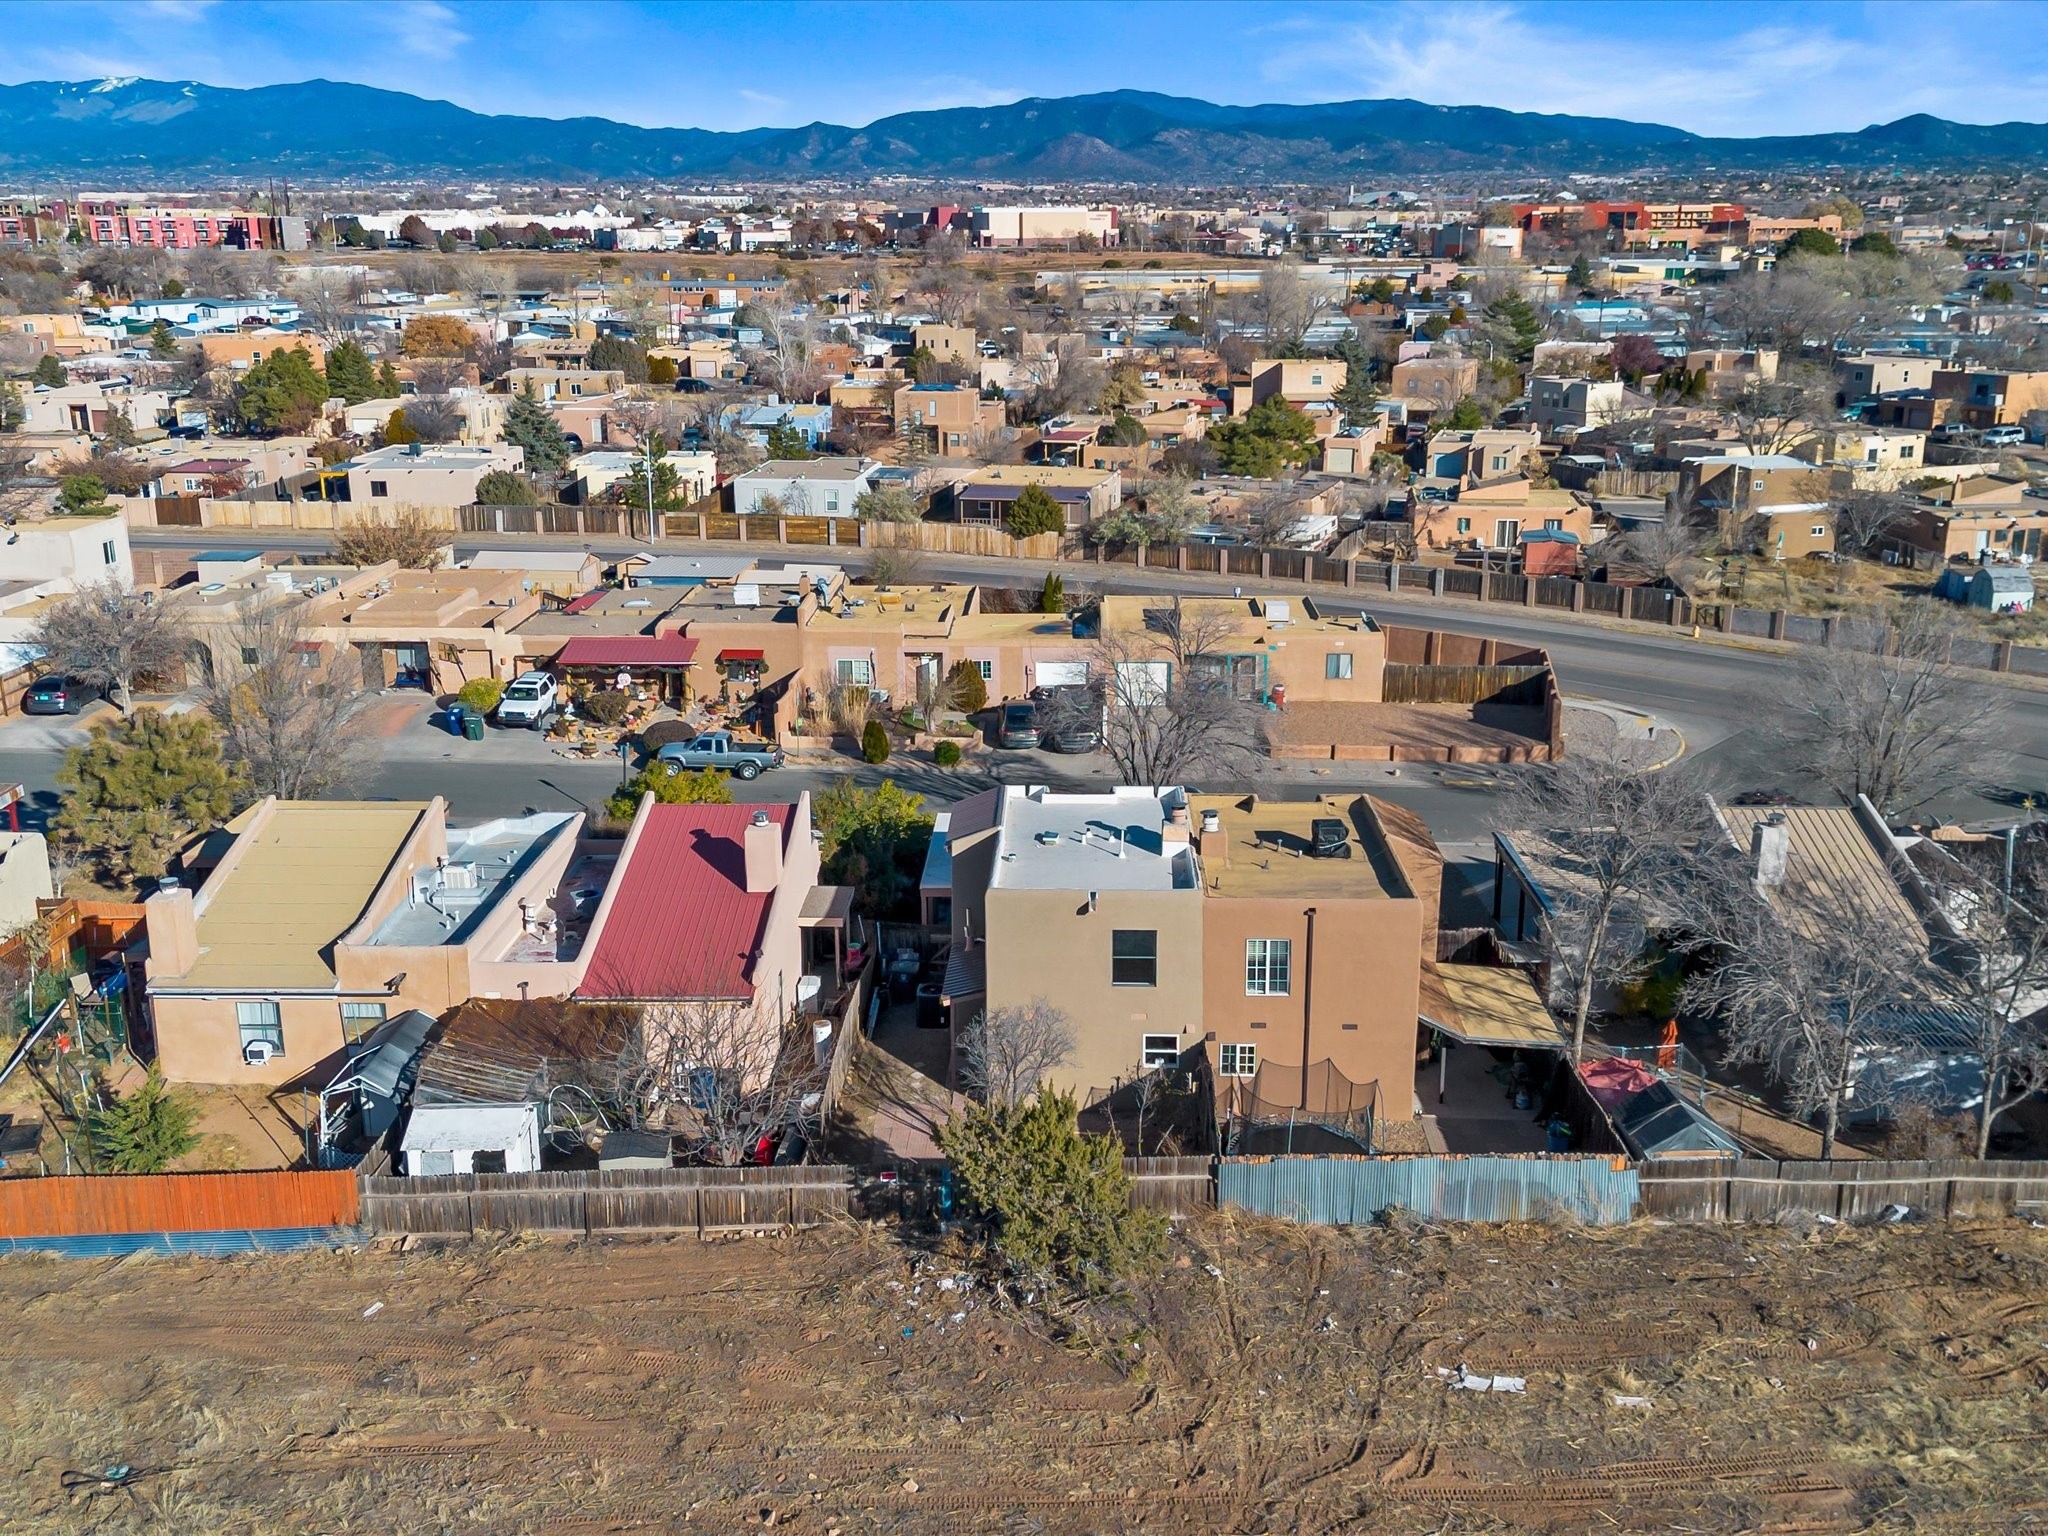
1545 1117 1574 1154
446 704 466 737
462 711 485 742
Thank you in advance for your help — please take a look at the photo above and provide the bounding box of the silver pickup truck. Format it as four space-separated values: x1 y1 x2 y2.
655 730 784 780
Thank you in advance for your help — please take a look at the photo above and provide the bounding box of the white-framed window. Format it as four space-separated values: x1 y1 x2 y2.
237 999 283 1056
835 657 874 686
1142 1034 1179 1069
1543 518 1564 531
341 1001 387 1042
975 659 994 682
1219 1042 1258 1078
1245 938 1292 997
825 492 840 512
1811 524 1827 537
1326 652 1352 680
1114 659 1170 706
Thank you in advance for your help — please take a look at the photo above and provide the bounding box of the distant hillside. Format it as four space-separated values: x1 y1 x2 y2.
2 79 2045 182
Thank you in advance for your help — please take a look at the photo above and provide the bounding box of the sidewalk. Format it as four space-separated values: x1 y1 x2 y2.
1563 699 1685 770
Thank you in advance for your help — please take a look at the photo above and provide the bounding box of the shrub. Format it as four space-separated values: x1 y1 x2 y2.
1005 482 1066 539
937 1089 1166 1292
89 1066 201 1173
580 689 630 726
606 763 732 821
860 718 890 764
945 658 987 714
1040 573 1065 614
934 739 962 768
640 719 694 752
455 677 505 715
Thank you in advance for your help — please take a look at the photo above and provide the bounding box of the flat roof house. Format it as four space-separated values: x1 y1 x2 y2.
730 457 880 519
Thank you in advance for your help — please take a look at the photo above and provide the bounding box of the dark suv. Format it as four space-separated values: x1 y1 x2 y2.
1310 818 1353 859
22 675 92 715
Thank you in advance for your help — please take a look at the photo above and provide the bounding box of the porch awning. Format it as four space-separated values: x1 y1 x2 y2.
941 945 985 1004
1420 960 1566 1051
554 635 700 669
717 648 766 661
798 884 855 928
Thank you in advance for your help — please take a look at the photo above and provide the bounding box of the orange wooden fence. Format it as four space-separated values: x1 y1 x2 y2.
0 1170 359 1238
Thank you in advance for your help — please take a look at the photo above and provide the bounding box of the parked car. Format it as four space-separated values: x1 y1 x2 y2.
493 671 559 729
996 700 1042 750
1036 685 1104 753
1981 425 2026 447
21 675 93 715
656 730 784 780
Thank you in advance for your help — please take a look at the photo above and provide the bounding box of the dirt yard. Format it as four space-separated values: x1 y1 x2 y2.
1 1213 2044 1534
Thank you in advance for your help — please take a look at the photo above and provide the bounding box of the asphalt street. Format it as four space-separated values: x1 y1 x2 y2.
52 527 2048 835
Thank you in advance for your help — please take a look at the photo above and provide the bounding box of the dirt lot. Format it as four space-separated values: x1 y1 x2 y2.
1 1214 2044 1534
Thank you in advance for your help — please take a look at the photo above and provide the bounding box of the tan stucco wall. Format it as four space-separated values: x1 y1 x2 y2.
150 992 351 1087
1200 895 1422 1115
981 886 1204 1101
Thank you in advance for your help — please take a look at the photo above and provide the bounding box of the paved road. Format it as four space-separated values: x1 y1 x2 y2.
131 527 2048 824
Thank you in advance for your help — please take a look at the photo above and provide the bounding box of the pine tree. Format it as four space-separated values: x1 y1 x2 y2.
324 340 378 405
1567 253 1593 289
1005 482 1066 538
89 1066 202 1173
588 334 650 383
500 384 570 471
375 360 401 396
763 417 811 460
33 353 65 388
237 346 328 434
1332 335 1380 429
148 319 179 359
56 709 242 885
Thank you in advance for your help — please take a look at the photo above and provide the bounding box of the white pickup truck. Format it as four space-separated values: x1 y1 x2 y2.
494 671 560 729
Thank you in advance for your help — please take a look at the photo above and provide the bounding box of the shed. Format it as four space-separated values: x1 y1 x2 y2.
1518 527 1582 578
400 1101 542 1176
1966 563 2034 613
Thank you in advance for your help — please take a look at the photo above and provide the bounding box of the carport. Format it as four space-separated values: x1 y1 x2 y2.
552 634 700 707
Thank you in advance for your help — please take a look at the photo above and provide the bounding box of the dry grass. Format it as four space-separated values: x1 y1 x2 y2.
0 1215 2043 1533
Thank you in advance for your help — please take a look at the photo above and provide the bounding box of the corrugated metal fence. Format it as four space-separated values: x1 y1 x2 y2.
0 1169 359 1239
1218 1154 1641 1226
358 1166 854 1237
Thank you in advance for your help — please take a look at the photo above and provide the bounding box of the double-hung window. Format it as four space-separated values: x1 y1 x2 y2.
237 999 283 1056
1245 938 1292 997
1111 929 1157 987
835 657 874 687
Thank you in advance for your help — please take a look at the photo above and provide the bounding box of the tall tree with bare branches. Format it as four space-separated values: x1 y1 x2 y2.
204 602 374 801
30 580 189 715
1080 596 1267 786
604 997 825 1166
957 1000 1077 1108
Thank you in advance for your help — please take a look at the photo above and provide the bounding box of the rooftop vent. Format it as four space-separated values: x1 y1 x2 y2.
751 810 771 828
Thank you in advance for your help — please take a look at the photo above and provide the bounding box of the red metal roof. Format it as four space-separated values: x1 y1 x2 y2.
576 804 792 1001
560 588 609 615
554 635 700 669
716 648 765 661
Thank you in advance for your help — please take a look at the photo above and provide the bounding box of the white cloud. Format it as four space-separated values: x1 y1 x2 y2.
1258 2 2048 135
737 88 789 112
385 0 469 60
139 0 218 20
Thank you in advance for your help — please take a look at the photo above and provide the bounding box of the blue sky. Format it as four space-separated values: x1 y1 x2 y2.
5 0 2047 137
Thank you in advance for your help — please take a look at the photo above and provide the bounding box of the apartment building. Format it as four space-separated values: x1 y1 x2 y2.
1526 376 1634 438
1959 371 2048 429
1836 353 1941 404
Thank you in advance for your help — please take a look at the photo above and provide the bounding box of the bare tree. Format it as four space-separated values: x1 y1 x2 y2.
1251 261 1329 354
864 543 932 592
1721 368 1834 457
1085 596 1266 785
401 356 468 444
610 997 824 1165
1829 486 1911 560
1682 853 1922 1159
293 268 367 335
30 580 189 715
1768 602 2010 813
957 999 1076 1108
204 602 374 800
1610 512 1714 587
333 509 448 569
1917 838 2048 1158
1491 751 1720 1061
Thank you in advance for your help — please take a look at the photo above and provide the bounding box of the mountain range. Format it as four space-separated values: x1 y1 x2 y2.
3 78 2047 183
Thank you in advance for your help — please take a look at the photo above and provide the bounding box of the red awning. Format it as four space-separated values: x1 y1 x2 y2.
560 588 608 615
554 635 700 670
716 648 765 662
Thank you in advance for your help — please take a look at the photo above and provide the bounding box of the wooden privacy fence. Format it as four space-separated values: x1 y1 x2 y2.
1635 1158 2048 1222
0 1169 358 1239
1125 1157 1215 1216
358 1166 855 1237
1380 663 1551 707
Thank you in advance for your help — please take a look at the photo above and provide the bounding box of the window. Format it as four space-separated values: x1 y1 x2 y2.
1811 525 1828 538
471 1149 508 1174
825 492 840 512
975 659 994 682
1111 929 1157 987
1325 652 1353 680
1456 517 1471 535
1142 1034 1179 1069
236 999 283 1056
1245 938 1292 997
240 645 259 666
1219 1043 1258 1078
1543 518 1564 532
341 1001 386 1042
370 479 388 497
101 540 118 565
835 657 874 686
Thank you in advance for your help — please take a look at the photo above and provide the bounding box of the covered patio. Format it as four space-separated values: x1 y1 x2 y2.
1419 960 1571 1153
552 634 700 708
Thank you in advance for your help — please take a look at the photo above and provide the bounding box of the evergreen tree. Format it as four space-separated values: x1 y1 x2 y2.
56 709 242 885
1206 396 1319 477
501 383 570 471
763 417 812 460
324 340 378 405
1005 482 1066 538
33 353 66 388
474 226 499 251
1445 396 1487 430
147 319 179 359
945 658 988 714
1781 226 1841 259
1332 336 1380 428
473 470 537 506
1567 253 1594 289
237 346 328 435
89 1067 202 1173
588 334 651 383
375 360 401 396
1479 291 1545 364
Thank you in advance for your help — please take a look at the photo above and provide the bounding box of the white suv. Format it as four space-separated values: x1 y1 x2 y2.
494 672 559 729
1981 425 2026 447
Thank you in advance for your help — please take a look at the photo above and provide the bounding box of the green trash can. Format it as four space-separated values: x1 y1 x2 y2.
462 711 485 742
